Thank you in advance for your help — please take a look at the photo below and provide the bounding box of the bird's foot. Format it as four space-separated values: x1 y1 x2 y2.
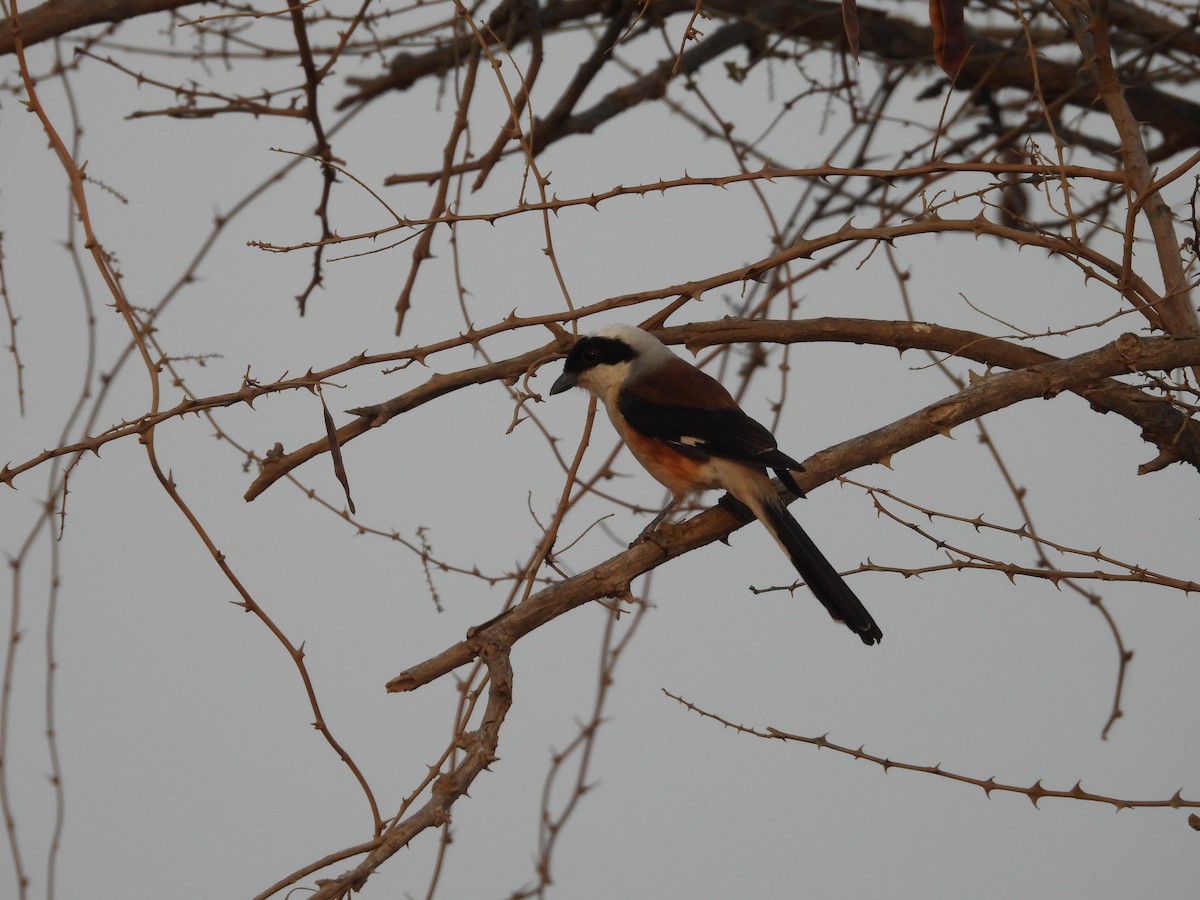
717 492 753 520
629 519 674 549
628 500 679 548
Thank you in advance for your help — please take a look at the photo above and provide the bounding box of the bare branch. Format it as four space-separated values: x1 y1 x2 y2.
667 691 1200 812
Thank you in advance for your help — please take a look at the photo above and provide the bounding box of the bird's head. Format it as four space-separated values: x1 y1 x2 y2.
549 325 673 398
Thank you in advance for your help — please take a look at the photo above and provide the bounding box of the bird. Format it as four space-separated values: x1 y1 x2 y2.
549 323 882 645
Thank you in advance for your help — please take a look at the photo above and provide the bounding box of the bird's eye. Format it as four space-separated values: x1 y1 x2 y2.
582 349 599 364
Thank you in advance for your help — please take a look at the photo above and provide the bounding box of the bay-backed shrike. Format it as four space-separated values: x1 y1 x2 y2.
550 324 882 645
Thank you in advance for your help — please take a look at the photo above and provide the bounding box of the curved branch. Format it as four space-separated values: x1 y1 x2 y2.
386 331 1200 693
337 0 1200 152
667 690 1200 812
0 0 198 54
5 0 1198 153
672 318 1200 475
238 318 1200 504
307 640 514 899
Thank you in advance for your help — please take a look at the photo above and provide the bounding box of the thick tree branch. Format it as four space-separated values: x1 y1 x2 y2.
0 0 200 54
387 331 1200 693
339 0 1200 152
672 319 1200 475
238 319 1200 504
5 0 1198 155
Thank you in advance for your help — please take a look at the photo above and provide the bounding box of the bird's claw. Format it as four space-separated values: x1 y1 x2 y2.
717 492 752 519
629 520 672 549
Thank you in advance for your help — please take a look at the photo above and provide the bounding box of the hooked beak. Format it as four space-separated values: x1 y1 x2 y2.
549 369 578 395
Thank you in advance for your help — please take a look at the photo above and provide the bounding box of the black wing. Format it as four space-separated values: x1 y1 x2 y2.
618 390 805 493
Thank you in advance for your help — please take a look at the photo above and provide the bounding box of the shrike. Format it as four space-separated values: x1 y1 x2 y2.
549 323 882 645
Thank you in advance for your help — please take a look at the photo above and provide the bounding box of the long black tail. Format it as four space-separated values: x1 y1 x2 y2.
755 497 882 645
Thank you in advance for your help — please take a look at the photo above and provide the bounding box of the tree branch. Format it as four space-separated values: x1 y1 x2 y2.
337 0 1200 152
0 0 200 55
387 331 1200 693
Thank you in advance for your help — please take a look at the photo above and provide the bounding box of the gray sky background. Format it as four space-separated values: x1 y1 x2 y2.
1 6 1198 897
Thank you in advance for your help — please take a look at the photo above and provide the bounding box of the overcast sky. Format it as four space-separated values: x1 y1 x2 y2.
2 5 1198 898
